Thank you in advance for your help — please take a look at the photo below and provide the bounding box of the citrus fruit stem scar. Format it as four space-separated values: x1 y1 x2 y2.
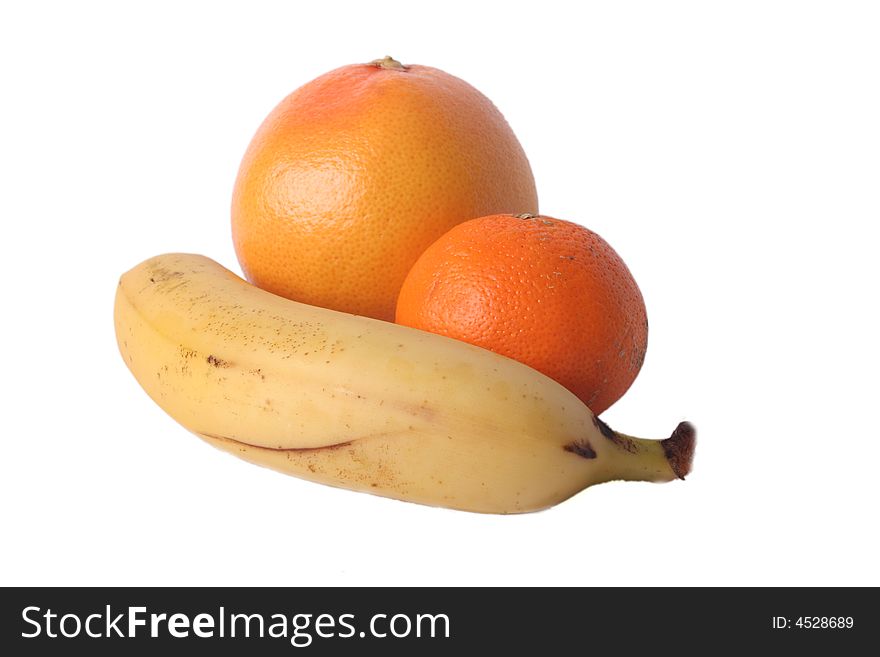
370 56 408 70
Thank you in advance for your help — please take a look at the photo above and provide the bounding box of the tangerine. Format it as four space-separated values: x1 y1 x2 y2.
395 213 648 415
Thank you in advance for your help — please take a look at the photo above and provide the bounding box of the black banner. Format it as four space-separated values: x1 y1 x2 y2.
0 587 873 654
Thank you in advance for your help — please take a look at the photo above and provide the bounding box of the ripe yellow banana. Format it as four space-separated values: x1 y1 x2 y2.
114 253 694 513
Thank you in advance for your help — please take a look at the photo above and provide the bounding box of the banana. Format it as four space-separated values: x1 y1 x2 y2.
114 253 694 513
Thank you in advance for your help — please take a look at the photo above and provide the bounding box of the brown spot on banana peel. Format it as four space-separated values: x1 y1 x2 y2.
206 354 231 368
593 415 638 453
147 268 184 284
592 415 616 441
564 439 597 459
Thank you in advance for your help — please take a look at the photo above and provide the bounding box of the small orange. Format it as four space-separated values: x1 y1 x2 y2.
232 56 537 321
395 213 648 415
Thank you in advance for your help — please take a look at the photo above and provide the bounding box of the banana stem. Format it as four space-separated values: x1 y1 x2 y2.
599 420 696 484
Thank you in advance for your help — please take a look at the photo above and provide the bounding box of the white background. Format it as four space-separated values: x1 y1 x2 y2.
2 1 878 586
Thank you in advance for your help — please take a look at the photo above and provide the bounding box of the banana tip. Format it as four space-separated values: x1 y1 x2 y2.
661 421 696 480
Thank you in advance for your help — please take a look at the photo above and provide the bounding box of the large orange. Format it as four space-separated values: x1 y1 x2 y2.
232 56 538 321
396 213 648 415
